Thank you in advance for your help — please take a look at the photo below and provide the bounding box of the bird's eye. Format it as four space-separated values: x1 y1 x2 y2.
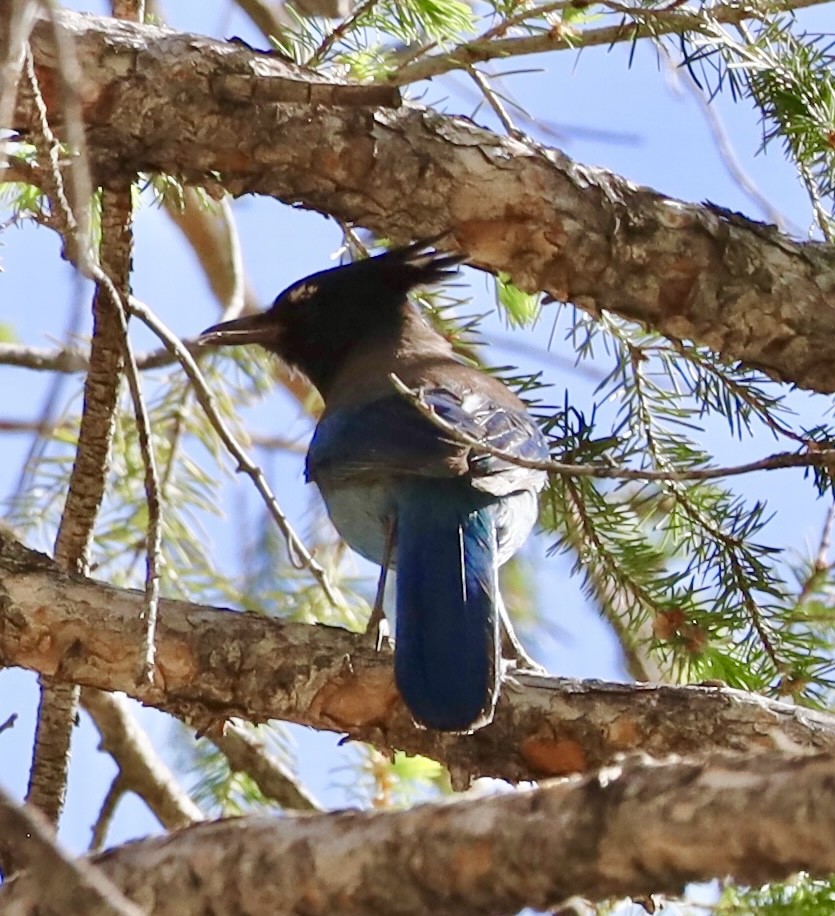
285 282 318 305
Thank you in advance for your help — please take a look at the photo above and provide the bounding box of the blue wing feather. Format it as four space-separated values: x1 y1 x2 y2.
307 387 549 490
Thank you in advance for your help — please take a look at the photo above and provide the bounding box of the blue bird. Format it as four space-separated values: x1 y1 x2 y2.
199 237 548 732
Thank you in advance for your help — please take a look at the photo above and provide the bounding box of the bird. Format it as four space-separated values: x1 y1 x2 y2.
199 235 549 732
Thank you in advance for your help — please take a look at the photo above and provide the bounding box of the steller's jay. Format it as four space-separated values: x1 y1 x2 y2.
199 236 548 732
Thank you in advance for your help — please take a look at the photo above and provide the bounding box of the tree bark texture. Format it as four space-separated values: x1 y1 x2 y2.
2 533 834 786
6 10 835 392
4 750 835 914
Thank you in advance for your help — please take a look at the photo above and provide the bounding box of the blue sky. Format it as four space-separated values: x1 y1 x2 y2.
1 0 832 874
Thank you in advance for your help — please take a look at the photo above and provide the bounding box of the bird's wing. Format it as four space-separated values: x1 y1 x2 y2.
306 388 548 495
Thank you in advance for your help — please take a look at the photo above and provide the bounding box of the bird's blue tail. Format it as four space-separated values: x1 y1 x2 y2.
394 484 500 732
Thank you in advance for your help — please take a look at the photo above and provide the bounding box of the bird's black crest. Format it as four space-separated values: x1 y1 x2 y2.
374 233 467 288
276 234 467 307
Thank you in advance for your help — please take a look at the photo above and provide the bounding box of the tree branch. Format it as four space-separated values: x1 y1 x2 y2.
0 341 185 373
7 10 835 392
126 295 340 605
0 0 36 163
2 532 835 785
5 749 835 913
390 372 835 482
211 721 322 811
387 0 826 85
81 689 203 834
22 19 123 830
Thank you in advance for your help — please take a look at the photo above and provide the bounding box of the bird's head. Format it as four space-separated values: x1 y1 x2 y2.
198 235 466 394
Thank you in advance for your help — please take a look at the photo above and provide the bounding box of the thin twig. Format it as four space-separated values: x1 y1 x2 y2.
0 415 308 454
664 46 793 232
23 12 162 687
479 1 575 44
0 0 36 171
628 346 785 676
36 0 92 252
91 258 163 686
388 0 825 86
21 23 100 835
467 66 521 138
793 503 835 608
89 773 126 852
306 0 380 66
23 0 163 698
0 340 197 373
814 504 835 570
126 296 342 606
389 373 835 483
561 477 666 682
668 339 811 447
104 0 162 686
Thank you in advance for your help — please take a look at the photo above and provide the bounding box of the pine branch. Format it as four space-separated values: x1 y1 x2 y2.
21 25 120 832
3 531 835 785
8 10 835 392
81 689 203 836
6 750 835 912
390 373 835 483
387 0 827 85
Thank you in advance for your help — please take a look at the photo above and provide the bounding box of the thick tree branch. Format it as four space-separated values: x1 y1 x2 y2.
2 533 834 785
7 10 835 392
5 750 835 913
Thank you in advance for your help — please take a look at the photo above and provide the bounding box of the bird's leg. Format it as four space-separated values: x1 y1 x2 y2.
498 594 546 674
367 514 396 650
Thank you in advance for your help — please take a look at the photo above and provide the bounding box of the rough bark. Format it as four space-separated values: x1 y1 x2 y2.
2 533 834 786
5 750 835 914
6 10 835 392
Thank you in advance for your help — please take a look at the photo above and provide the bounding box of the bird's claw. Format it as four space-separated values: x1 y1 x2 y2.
365 604 391 651
501 654 547 677
373 617 392 651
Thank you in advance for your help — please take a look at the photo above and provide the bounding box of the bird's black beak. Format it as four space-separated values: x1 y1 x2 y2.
198 312 278 348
